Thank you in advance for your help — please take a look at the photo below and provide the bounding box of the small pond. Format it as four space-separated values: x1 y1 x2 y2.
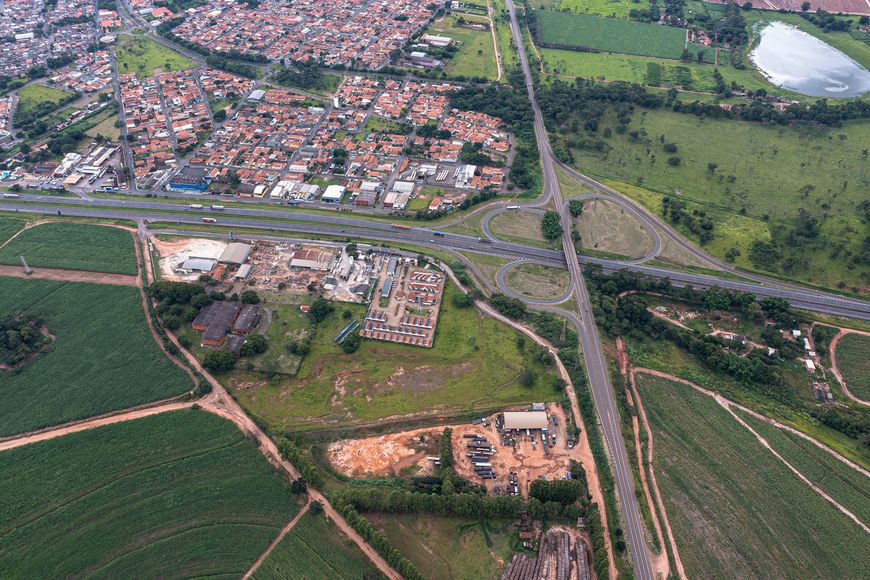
750 21 870 98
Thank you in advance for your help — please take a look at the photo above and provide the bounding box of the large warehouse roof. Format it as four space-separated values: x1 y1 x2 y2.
218 242 252 265
503 411 549 430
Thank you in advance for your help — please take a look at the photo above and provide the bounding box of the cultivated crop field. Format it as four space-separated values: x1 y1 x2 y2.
115 34 194 77
0 277 190 436
0 222 138 275
253 510 384 579
734 410 870 524
0 409 300 577
227 282 561 433
530 0 637 19
836 333 870 401
371 513 516 579
534 10 711 61
0 217 24 246
558 107 870 288
635 373 869 579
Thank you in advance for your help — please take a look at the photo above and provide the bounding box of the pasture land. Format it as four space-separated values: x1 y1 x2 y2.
0 217 24 246
538 48 802 97
0 409 299 577
225 282 561 433
557 106 870 289
253 510 385 579
836 333 870 401
0 222 137 275
734 409 870 524
503 263 570 299
371 513 516 579
0 277 190 436
14 83 75 119
428 13 498 80
533 10 712 61
635 373 870 579
115 35 194 77
573 198 655 259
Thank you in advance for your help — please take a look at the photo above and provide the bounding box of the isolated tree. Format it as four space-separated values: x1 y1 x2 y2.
240 290 260 304
341 332 361 354
519 368 536 387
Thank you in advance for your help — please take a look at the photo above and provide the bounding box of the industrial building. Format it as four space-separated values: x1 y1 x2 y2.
192 301 242 346
178 257 216 274
218 242 252 265
232 304 261 335
502 411 549 431
289 248 335 271
322 184 345 203
167 166 212 192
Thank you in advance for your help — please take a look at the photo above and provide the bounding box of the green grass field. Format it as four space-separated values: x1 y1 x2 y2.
0 409 300 577
0 278 191 436
371 514 516 579
539 48 800 97
503 263 570 299
427 13 499 80
530 0 637 19
225 282 561 433
253 510 384 579
734 409 870 525
554 106 870 289
0 217 24 246
115 35 194 77
534 10 712 61
836 333 870 401
14 83 75 118
0 222 137 275
635 373 869 578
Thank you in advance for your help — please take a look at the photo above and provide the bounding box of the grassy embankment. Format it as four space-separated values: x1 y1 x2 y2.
635 373 869 579
0 409 300 577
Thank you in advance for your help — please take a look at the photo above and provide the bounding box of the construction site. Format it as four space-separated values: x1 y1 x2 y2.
326 402 580 497
361 255 445 348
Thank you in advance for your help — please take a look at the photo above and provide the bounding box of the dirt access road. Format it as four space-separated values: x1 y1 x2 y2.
243 500 311 579
0 264 139 285
825 324 870 406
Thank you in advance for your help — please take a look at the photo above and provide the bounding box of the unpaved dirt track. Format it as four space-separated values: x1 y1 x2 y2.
0 401 194 452
616 339 681 580
0 264 139 285
243 500 311 579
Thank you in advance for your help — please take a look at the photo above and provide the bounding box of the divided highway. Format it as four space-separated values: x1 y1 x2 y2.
502 0 655 577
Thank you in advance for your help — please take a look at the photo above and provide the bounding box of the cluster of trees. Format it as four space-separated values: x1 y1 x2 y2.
277 437 324 487
204 55 260 80
13 91 79 128
538 78 870 131
150 281 209 330
450 68 541 191
459 142 501 167
272 61 336 92
541 210 563 240
529 479 585 505
331 499 424 580
413 188 498 221
800 9 853 32
0 313 50 367
661 197 715 244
